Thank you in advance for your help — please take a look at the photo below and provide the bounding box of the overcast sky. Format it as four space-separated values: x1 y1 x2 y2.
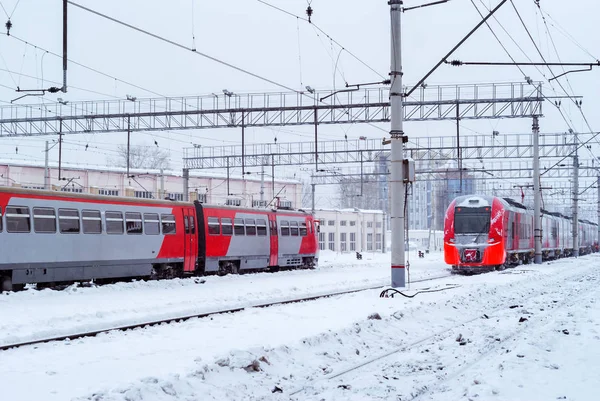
0 0 599 209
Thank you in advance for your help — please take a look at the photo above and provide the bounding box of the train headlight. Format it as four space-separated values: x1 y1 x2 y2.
488 238 495 244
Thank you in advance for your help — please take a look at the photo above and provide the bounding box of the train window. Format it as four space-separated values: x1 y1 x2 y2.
33 207 57 233
256 219 267 236
82 210 102 234
208 217 220 235
58 208 80 234
290 221 299 236
234 218 245 235
184 216 190 233
106 211 124 234
245 218 256 236
280 220 290 236
161 214 176 234
6 206 30 233
125 212 143 234
144 213 160 235
300 222 307 236
221 218 233 236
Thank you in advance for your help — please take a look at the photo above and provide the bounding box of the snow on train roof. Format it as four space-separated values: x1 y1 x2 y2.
455 196 491 208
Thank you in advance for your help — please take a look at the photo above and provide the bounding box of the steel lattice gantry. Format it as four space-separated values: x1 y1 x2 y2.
0 82 542 136
183 132 578 170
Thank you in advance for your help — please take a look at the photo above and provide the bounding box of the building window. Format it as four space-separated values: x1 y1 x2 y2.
82 210 102 234
376 233 382 250
319 219 325 225
167 193 184 201
340 233 347 252
61 187 83 193
367 233 373 251
328 232 335 251
319 232 325 250
350 221 356 227
197 192 207 203
327 220 335 226
350 233 356 251
376 222 382 228
59 208 80 234
22 185 45 190
99 189 119 196
340 220 347 226
134 191 154 199
367 222 373 228
33 207 56 233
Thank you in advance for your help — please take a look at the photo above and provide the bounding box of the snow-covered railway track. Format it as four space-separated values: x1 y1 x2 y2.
0 274 453 352
289 266 600 400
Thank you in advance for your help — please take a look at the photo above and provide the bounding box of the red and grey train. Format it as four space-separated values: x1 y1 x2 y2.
444 194 599 273
0 187 319 292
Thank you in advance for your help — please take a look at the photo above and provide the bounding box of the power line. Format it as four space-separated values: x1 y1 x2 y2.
255 0 385 80
67 0 301 94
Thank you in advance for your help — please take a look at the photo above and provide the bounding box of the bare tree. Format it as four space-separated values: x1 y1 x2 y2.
301 180 313 209
337 172 382 210
109 145 171 170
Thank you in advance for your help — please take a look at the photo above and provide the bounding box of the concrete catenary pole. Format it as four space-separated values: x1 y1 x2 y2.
183 168 189 202
573 131 579 257
389 0 406 288
533 116 542 264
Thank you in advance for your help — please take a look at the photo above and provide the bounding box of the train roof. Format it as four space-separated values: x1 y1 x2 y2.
0 187 310 215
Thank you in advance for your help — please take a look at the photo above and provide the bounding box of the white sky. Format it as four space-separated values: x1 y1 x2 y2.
0 0 599 209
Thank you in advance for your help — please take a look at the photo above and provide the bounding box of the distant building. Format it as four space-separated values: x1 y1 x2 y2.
314 208 385 253
0 160 301 208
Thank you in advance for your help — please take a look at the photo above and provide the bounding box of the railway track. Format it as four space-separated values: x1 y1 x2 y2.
0 274 453 352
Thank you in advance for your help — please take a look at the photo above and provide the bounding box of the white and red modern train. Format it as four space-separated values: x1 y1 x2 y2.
0 187 318 291
444 194 599 273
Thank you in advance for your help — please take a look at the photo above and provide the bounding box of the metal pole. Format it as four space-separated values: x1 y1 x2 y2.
44 141 50 190
314 107 318 171
597 175 599 251
160 168 164 199
126 115 131 177
260 162 265 203
390 0 406 288
58 120 63 181
241 111 245 175
63 0 68 92
533 116 542 264
311 183 316 214
226 156 230 195
573 131 579 257
271 154 275 197
457 102 462 196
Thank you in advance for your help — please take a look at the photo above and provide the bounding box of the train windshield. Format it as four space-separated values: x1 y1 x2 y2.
454 206 491 234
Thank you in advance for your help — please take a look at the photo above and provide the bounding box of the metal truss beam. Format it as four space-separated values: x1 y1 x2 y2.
0 82 542 137
183 132 578 169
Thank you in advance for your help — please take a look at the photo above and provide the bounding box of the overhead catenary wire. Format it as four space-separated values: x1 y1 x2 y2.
67 0 301 95
255 0 385 80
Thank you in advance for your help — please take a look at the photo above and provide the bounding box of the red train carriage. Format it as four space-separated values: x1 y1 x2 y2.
0 187 318 291
444 194 598 273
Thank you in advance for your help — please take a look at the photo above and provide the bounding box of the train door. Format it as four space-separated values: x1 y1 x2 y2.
182 208 198 273
268 214 278 266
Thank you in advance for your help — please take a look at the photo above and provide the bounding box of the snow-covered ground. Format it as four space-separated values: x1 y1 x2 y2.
0 250 444 347
2 252 599 401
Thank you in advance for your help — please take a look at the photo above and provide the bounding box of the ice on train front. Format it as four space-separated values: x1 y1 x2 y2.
444 195 506 272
